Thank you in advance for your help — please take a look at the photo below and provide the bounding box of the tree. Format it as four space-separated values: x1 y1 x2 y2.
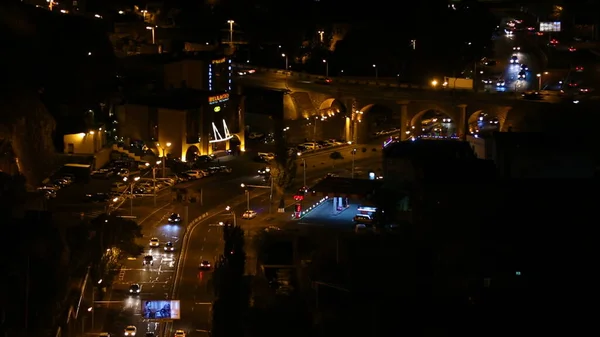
270 149 298 207
329 151 344 167
89 214 144 283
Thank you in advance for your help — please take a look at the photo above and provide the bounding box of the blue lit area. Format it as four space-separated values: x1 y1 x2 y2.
228 58 232 91
208 57 230 92
208 64 213 91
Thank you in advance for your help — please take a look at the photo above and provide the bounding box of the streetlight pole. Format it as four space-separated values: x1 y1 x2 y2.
313 116 318 141
373 64 378 83
241 182 273 213
146 26 155 44
227 20 234 46
323 59 328 78
282 53 288 71
351 148 357 178
225 206 236 227
318 30 324 43
124 176 140 215
536 73 541 90
302 158 307 188
157 142 171 178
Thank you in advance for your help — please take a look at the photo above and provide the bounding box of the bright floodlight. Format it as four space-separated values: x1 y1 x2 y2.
226 206 231 211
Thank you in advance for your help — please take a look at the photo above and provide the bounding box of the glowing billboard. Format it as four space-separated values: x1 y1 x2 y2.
539 22 561 32
142 300 181 320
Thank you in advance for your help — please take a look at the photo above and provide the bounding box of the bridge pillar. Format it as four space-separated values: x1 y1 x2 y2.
457 104 468 140
398 100 410 140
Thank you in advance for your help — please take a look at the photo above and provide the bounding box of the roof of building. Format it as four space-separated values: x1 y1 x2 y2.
126 88 227 110
120 51 227 67
311 177 384 197
383 139 476 160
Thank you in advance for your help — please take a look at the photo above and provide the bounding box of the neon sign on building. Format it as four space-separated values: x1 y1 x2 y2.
209 93 229 105
211 58 226 64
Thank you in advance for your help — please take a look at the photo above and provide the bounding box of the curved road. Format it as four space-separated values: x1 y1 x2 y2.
74 144 381 337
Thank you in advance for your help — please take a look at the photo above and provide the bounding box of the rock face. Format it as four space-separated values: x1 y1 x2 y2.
0 90 57 188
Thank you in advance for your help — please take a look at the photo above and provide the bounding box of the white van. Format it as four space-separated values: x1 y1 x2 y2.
301 142 318 150
111 182 128 193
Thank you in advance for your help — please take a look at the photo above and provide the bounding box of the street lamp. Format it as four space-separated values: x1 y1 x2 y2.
227 20 234 44
536 71 548 90
225 206 236 227
146 161 161 206
351 148 357 178
281 53 288 71
372 64 378 82
313 116 319 141
431 79 438 87
156 142 171 178
146 26 156 44
301 158 307 188
318 30 324 42
323 59 329 78
123 176 140 215
241 180 274 213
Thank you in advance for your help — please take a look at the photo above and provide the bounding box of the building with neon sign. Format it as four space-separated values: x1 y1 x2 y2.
116 89 244 161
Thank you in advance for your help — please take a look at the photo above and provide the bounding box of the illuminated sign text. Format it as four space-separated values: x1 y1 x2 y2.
209 93 229 105
211 58 226 64
214 106 221 112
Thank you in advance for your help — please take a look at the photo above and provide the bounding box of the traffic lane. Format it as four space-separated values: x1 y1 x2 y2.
101 215 182 335
498 52 536 92
176 217 225 334
171 156 381 334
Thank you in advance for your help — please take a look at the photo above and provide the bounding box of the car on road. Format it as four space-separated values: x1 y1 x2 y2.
129 283 141 294
168 213 181 224
520 64 528 71
124 326 137 336
174 330 186 337
518 70 526 80
143 255 154 266
38 184 60 192
513 46 521 51
149 238 160 247
353 214 373 224
182 170 204 179
242 210 257 219
481 77 494 84
522 91 543 100
575 66 584 72
199 260 211 270
510 55 518 64
85 193 110 202
195 155 215 163
496 79 505 87
315 77 332 84
258 152 275 161
257 167 271 175
117 168 129 178
40 189 57 199
164 241 175 252
569 46 576 52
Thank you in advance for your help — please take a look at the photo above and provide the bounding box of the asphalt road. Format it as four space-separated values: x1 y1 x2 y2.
67 143 382 336
169 153 381 336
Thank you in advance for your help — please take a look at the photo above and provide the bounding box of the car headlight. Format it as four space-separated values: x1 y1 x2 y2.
129 289 133 293
137 289 140 293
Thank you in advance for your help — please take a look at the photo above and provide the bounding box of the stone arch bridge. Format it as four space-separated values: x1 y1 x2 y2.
236 82 559 143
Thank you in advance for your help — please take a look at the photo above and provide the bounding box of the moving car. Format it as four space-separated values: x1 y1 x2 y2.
242 210 257 219
164 242 174 252
575 66 584 72
353 214 373 224
168 213 181 224
129 283 141 294
124 326 137 336
315 77 332 84
518 70 526 79
496 79 505 87
257 152 275 161
520 64 528 71
143 255 154 266
149 238 160 247
257 167 271 175
510 55 518 64
199 260 211 270
513 46 521 50
174 330 186 337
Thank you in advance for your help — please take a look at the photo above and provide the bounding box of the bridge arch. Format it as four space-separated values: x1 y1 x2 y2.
410 109 457 138
357 104 393 123
184 145 200 162
319 98 346 115
468 110 485 133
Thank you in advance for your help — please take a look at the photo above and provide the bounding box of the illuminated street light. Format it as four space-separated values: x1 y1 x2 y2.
372 64 378 82
225 206 236 226
146 26 156 44
227 20 235 44
431 79 438 87
323 59 329 78
318 30 324 42
157 142 171 178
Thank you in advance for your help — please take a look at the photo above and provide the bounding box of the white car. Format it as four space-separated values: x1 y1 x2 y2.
124 326 137 336
174 330 186 337
513 46 520 51
258 152 275 161
149 238 160 247
242 210 257 219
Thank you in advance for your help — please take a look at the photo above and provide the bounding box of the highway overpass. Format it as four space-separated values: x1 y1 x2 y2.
235 69 577 142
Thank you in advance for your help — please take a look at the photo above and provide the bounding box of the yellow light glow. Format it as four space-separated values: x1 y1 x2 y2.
89 131 95 135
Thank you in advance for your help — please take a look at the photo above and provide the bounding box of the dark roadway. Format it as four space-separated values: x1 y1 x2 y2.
171 154 380 336
64 142 383 337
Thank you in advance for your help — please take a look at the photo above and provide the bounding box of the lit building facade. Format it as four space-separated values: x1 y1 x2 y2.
116 89 244 161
